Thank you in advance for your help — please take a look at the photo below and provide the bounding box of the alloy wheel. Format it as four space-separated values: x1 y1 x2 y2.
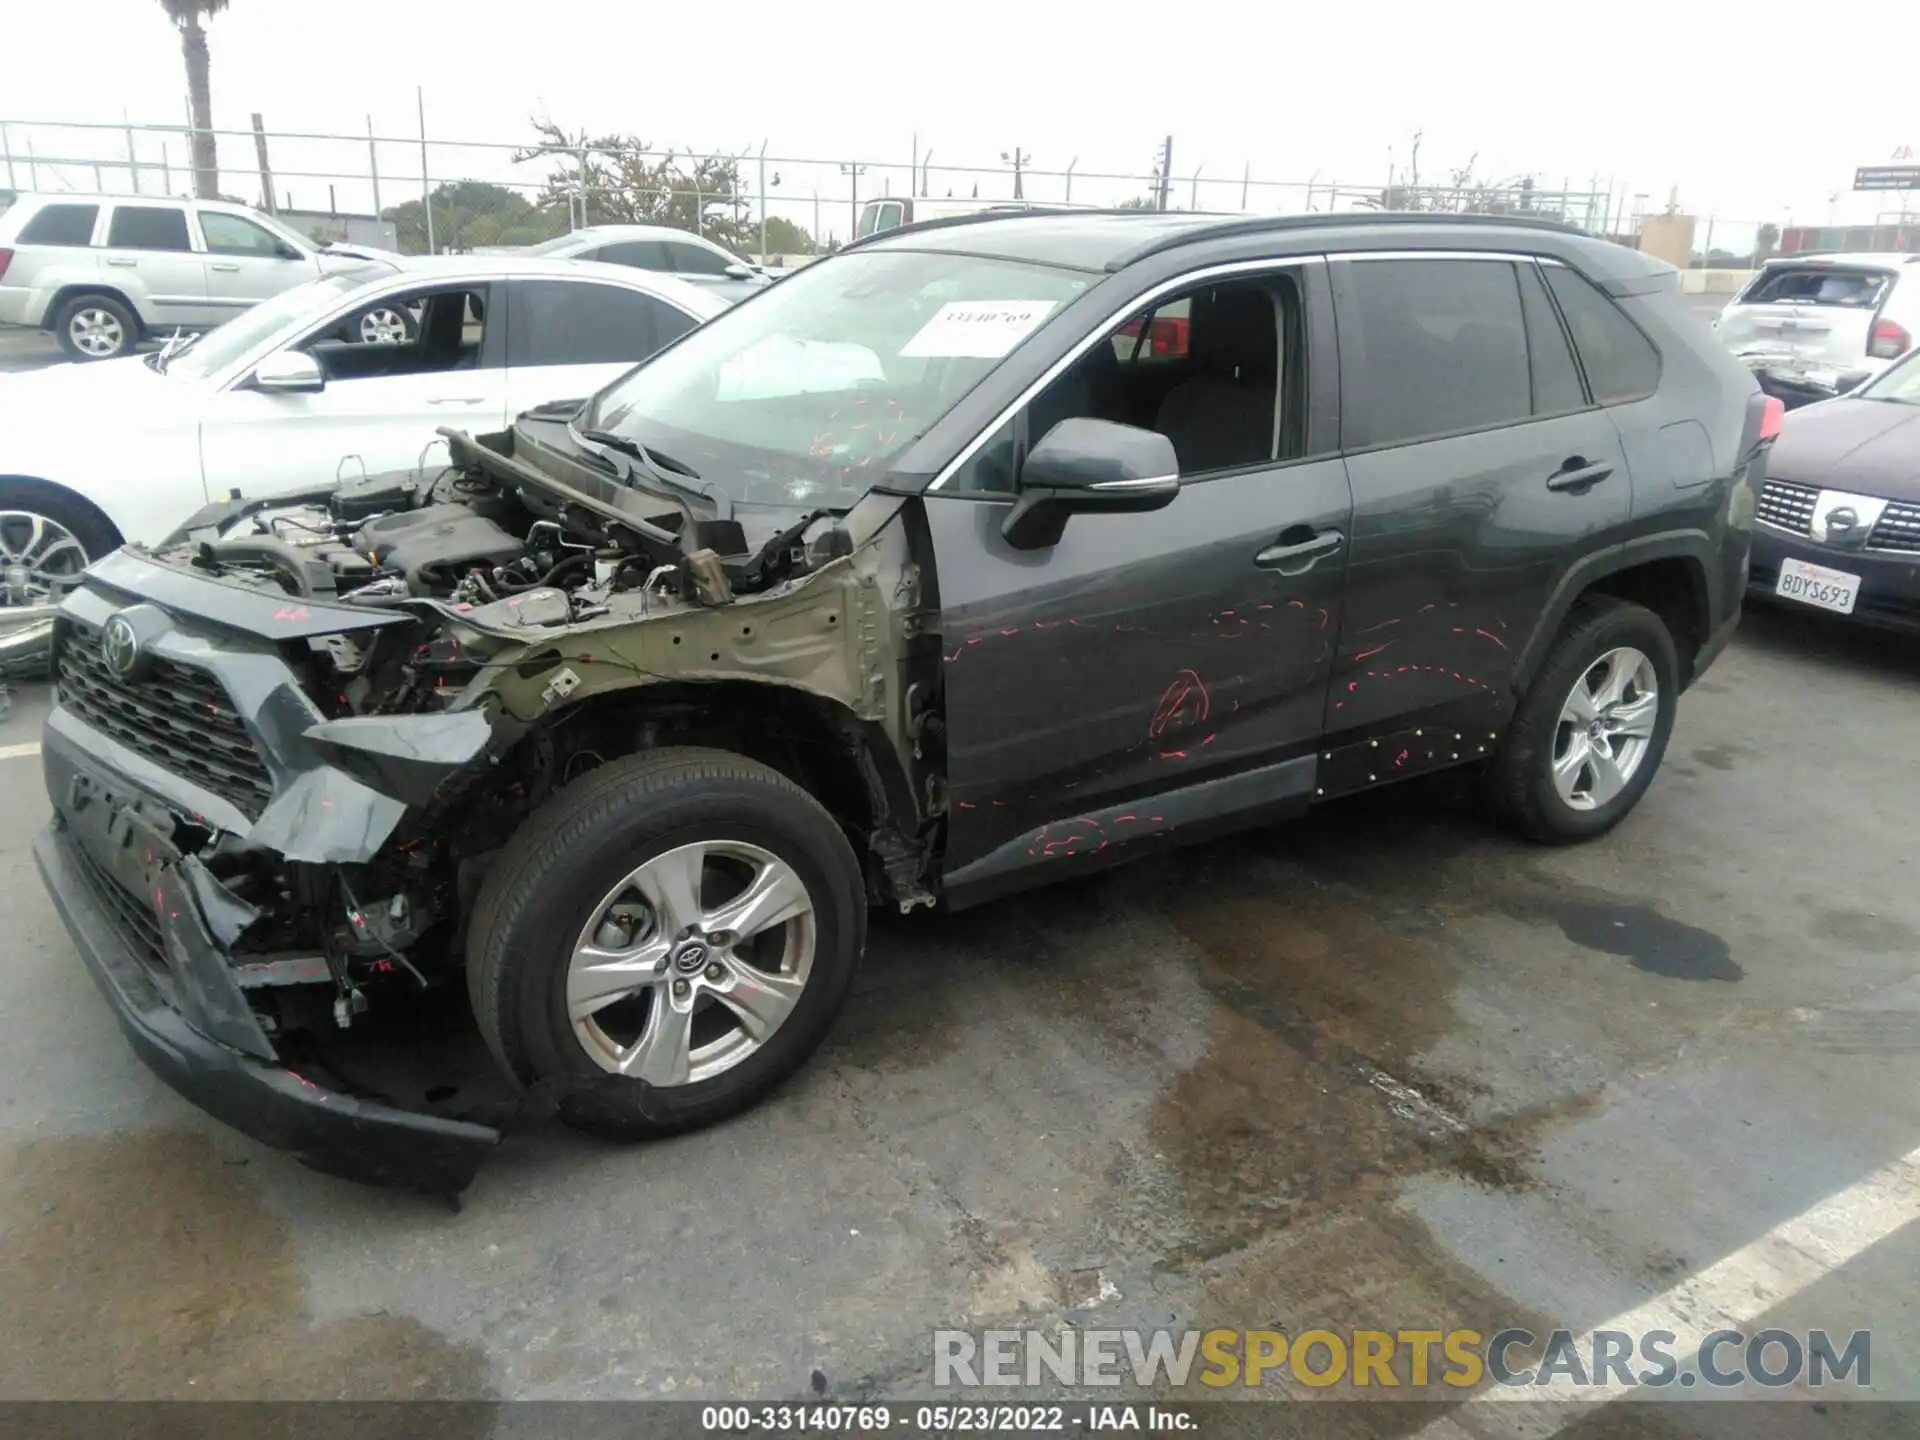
358 307 410 344
69 308 126 358
1551 645 1660 811
566 840 817 1084
0 510 90 608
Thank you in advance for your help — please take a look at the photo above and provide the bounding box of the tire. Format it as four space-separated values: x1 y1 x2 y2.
466 746 866 1141
1482 596 1679 844
0 484 117 680
346 302 417 345
53 294 139 361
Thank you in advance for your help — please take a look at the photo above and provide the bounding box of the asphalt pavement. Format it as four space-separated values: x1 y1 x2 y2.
7 286 1919 1436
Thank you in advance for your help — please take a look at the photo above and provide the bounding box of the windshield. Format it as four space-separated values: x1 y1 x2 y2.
166 270 382 381
1858 347 1920 404
589 249 1095 508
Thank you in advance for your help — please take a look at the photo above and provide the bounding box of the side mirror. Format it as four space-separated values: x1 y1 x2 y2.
1001 417 1180 550
252 350 326 395
276 243 305 261
724 262 759 280
1835 369 1871 395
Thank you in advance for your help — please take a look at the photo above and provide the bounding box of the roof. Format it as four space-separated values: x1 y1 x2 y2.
845 207 1641 277
338 253 731 316
540 223 738 251
1761 251 1920 269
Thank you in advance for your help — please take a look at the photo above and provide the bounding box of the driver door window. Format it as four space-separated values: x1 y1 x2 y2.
946 275 1303 495
199 210 309 310
298 286 497 383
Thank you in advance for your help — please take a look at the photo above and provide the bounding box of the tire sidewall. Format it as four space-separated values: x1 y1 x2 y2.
498 778 863 1124
57 296 137 361
1517 605 1679 841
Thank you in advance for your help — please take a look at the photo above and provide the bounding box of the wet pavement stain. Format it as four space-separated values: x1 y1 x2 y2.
1812 907 1920 955
1540 899 1742 982
1691 743 1745 772
0 1127 494 1404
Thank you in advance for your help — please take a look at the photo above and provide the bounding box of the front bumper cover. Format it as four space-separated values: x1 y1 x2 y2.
34 818 500 1195
1749 526 1920 631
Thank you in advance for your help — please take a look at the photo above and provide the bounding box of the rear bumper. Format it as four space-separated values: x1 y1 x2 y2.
34 818 499 1195
1748 526 1920 631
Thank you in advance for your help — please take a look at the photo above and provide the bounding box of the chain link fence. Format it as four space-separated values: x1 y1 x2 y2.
2 116 1627 263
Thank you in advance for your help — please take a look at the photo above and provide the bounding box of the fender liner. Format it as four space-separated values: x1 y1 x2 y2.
1512 529 1720 695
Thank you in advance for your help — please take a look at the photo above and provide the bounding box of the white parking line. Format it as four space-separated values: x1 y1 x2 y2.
1418 1142 1920 1437
0 742 41 762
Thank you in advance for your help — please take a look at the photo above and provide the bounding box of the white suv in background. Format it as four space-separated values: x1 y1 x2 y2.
1714 251 1920 405
0 193 398 361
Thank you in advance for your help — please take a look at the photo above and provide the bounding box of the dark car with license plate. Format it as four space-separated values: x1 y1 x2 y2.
33 209 1774 1194
1747 345 1920 628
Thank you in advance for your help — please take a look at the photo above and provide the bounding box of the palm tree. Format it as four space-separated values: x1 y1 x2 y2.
159 0 229 199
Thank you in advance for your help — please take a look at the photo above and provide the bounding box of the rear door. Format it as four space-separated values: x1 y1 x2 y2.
1327 253 1631 739
501 276 705 412
198 281 506 499
1716 261 1896 377
100 202 213 329
927 259 1352 899
196 209 320 318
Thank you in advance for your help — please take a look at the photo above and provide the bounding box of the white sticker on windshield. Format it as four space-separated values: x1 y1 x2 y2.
900 300 1058 359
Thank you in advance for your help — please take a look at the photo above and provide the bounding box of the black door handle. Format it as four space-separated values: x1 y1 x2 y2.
1547 457 1614 492
1255 528 1344 572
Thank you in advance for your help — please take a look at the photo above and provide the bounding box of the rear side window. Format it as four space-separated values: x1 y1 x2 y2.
1515 263 1586 415
1544 267 1660 405
592 240 672 271
507 279 694 367
1335 257 1533 448
667 241 732 277
17 203 99 246
107 205 192 252
1741 266 1888 309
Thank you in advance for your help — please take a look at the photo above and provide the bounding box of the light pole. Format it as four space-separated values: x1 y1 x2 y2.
1065 156 1077 203
919 148 934 197
839 161 867 237
1001 147 1029 200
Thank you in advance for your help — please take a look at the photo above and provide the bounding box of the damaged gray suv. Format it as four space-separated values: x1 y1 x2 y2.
34 211 1773 1194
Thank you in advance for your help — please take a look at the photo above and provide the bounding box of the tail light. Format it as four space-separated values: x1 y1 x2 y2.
0 248 12 282
1759 395 1785 443
1868 318 1911 360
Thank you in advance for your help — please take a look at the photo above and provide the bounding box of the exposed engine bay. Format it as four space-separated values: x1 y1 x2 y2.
168 421 857 628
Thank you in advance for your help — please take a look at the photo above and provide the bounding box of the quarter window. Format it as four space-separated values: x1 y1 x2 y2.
106 205 192 252
593 240 672 271
17 203 99 246
1335 258 1533 449
1544 266 1660 405
508 279 694 367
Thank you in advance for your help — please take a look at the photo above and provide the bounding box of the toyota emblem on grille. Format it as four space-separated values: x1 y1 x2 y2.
100 613 142 678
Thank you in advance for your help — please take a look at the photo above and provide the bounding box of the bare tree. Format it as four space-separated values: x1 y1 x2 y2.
513 120 753 249
159 0 229 199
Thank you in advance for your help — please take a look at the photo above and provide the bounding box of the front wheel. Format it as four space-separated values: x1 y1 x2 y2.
465 747 866 1140
1482 596 1679 843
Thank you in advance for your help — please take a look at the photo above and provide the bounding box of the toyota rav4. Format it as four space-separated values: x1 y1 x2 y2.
33 211 1776 1194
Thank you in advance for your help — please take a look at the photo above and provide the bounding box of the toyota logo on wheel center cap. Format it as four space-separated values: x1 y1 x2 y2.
672 939 711 975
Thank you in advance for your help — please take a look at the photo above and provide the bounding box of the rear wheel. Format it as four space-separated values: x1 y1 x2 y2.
1483 596 1678 843
349 302 417 345
466 747 866 1140
0 485 117 678
54 294 139 361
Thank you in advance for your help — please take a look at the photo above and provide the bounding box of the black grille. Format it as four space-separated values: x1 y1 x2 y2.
1756 479 1818 535
1869 500 1920 555
55 621 274 819
67 832 170 981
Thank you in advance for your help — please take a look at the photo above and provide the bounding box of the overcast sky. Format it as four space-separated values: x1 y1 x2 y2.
7 0 1920 244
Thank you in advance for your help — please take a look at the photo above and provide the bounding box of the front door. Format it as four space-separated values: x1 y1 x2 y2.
926 261 1352 899
196 209 321 320
198 283 506 500
1325 254 1632 740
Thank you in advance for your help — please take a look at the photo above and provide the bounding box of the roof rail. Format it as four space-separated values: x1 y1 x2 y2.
1113 209 1587 268
837 204 1155 254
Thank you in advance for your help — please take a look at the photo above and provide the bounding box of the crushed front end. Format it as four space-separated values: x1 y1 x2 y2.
34 419 929 1195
